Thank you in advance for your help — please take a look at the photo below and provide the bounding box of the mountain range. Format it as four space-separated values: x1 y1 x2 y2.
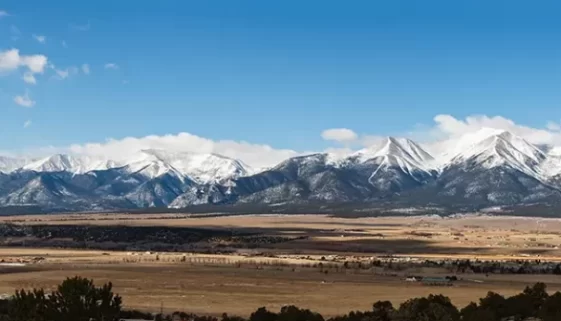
3 128 561 213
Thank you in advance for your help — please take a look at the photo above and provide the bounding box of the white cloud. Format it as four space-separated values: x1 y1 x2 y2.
0 49 48 74
9 113 561 168
81 64 90 75
321 128 358 143
61 40 68 48
14 91 35 108
21 55 48 73
0 10 9 18
23 120 32 128
104 63 118 70
22 72 36 84
32 34 46 44
67 132 299 169
318 115 561 158
427 114 561 146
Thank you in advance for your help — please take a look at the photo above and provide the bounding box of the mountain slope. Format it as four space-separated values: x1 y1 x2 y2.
348 137 437 192
446 131 547 179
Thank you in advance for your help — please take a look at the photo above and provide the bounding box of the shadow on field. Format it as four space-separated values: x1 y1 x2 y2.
272 237 493 255
0 223 516 256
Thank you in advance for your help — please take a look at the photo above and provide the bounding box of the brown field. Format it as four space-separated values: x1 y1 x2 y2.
0 213 560 316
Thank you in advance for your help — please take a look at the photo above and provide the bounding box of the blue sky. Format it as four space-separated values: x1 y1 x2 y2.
2 0 561 165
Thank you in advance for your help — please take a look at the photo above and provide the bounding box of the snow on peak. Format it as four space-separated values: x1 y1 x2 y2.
430 127 507 164
352 137 436 172
124 149 253 183
447 129 548 178
5 149 253 184
0 156 29 173
22 154 117 174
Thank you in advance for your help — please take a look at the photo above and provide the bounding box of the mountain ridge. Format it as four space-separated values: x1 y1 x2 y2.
2 129 561 213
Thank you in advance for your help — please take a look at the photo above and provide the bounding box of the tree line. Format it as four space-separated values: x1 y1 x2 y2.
2 276 561 321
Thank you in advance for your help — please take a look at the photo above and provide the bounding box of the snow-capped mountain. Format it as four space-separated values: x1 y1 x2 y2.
351 137 436 171
446 130 547 179
9 150 253 183
134 149 253 183
22 154 118 174
0 156 30 173
2 129 561 212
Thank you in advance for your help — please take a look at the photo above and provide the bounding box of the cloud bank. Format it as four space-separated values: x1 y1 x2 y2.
427 114 561 146
67 133 300 169
8 114 561 168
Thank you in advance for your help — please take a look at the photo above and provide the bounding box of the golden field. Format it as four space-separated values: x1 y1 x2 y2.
0 213 559 316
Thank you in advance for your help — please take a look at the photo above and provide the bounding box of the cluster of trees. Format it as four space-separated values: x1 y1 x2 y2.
348 259 561 276
3 277 561 321
450 259 561 275
6 277 121 321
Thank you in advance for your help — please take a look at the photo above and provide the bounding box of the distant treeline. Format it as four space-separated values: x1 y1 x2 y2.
377 259 561 275
3 200 561 218
2 276 561 321
0 223 302 252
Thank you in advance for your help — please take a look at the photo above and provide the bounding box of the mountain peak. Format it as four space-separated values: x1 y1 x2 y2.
22 153 114 174
354 136 434 164
447 129 547 180
127 149 253 183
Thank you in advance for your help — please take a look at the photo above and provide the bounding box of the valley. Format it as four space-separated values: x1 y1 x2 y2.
1 213 561 316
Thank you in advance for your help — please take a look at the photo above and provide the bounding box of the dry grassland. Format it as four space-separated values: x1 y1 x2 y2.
0 213 560 316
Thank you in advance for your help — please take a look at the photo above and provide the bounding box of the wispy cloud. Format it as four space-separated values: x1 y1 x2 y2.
81 64 90 75
32 34 46 44
22 72 36 85
70 21 91 31
61 40 68 48
14 91 35 108
104 63 119 70
54 66 79 80
0 10 9 18
23 120 32 128
55 69 69 79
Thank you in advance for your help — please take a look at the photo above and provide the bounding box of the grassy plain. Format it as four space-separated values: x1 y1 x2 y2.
0 213 560 316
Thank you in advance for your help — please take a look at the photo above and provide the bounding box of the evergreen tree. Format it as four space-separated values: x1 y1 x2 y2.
10 276 122 321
